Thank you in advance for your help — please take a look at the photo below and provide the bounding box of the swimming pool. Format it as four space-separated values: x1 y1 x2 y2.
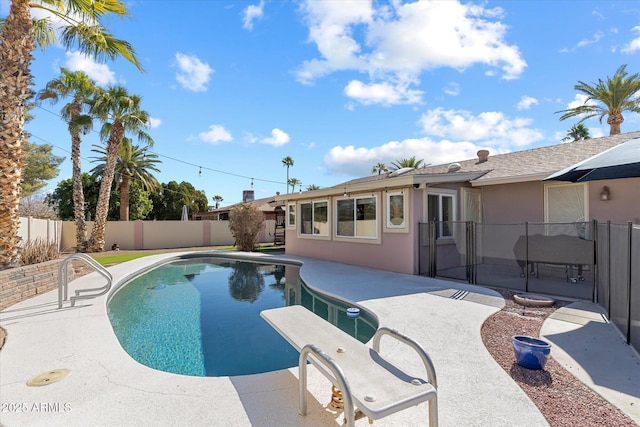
108 256 377 377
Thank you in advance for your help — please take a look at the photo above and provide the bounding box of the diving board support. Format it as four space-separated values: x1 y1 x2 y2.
261 305 438 426
299 344 356 426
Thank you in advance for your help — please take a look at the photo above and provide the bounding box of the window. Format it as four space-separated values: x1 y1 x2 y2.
336 196 377 238
300 201 328 235
287 204 295 227
387 192 405 228
427 192 455 238
544 183 588 236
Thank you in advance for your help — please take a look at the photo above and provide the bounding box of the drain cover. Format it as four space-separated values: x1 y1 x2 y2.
27 369 70 387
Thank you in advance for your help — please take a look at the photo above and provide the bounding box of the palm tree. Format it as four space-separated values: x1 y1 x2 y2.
557 64 640 136
38 69 97 251
90 138 160 221
87 86 152 250
281 156 294 193
391 156 425 170
288 178 301 193
372 162 389 175
562 123 591 142
212 195 224 209
306 184 320 191
0 0 141 267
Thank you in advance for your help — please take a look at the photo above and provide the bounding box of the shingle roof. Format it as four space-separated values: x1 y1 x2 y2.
332 131 640 188
416 131 640 183
213 195 278 213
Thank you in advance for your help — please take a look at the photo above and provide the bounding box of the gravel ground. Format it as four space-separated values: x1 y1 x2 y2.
481 289 637 427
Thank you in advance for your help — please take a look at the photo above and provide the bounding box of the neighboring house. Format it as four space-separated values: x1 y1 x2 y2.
193 190 286 245
193 191 281 221
274 131 640 275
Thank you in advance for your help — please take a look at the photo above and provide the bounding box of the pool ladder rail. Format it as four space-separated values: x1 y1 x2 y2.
58 253 113 309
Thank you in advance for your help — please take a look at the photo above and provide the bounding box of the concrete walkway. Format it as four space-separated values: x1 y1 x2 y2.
1 252 638 426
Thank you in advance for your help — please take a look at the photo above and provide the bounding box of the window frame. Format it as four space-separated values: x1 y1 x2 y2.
299 199 329 237
386 191 406 229
335 194 379 240
425 189 457 239
287 203 296 228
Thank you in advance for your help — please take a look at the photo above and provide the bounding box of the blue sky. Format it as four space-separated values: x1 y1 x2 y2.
7 0 640 206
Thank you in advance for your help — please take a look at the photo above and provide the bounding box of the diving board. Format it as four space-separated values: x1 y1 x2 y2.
260 305 438 426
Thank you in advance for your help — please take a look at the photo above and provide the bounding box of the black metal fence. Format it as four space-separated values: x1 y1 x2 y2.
419 221 639 352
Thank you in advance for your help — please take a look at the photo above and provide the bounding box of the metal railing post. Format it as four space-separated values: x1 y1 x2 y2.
626 222 632 344
298 344 354 426
525 221 529 293
58 253 113 308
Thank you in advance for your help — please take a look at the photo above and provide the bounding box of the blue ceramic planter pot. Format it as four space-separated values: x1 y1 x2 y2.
512 335 551 370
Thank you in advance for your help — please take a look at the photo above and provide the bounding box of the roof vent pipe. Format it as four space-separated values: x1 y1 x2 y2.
477 149 490 163
447 163 461 172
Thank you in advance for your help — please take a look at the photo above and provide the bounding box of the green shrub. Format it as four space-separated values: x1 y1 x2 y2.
228 204 264 252
20 238 60 266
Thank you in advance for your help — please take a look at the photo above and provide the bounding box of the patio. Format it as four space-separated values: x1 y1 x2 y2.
1 252 638 426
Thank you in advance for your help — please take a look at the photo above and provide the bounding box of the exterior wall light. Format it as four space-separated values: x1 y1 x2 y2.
600 186 610 201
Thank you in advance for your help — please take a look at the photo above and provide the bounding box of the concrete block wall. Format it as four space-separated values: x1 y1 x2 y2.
0 259 91 311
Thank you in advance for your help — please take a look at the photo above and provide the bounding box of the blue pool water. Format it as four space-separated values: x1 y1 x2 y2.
108 256 377 377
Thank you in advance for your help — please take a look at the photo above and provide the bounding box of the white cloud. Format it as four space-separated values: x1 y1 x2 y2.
443 82 461 96
199 125 233 143
344 79 423 105
566 93 597 110
516 96 538 110
147 117 162 129
175 53 214 92
418 107 544 147
242 0 264 30
621 26 640 53
296 0 526 96
260 128 290 146
64 51 115 86
577 31 604 47
323 137 483 177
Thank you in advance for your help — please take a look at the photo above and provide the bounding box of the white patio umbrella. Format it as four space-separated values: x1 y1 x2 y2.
545 137 640 182
181 205 189 221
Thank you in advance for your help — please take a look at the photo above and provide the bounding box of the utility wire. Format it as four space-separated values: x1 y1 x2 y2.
31 103 287 186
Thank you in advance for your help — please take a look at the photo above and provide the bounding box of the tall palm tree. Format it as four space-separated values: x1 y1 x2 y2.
90 138 160 221
38 69 97 251
306 184 320 191
281 156 294 193
562 123 591 142
391 156 425 170
557 64 640 136
212 195 223 209
288 178 301 193
372 162 388 175
0 0 141 267
88 86 152 250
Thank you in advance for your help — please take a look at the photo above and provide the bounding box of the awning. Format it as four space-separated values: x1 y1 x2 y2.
544 137 640 182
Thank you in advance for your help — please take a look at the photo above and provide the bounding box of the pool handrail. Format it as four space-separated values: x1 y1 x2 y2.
58 253 113 309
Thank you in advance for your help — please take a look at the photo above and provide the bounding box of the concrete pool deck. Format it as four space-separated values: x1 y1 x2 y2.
1 252 638 426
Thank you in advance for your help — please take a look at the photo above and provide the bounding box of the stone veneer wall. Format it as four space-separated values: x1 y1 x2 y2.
0 259 91 311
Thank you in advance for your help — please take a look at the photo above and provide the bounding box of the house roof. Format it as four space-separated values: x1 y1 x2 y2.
212 195 279 213
414 131 640 186
275 131 640 202
338 130 640 188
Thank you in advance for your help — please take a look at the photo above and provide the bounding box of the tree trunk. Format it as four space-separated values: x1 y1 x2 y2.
607 112 623 136
0 0 35 267
88 121 124 252
70 99 87 251
120 172 130 221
